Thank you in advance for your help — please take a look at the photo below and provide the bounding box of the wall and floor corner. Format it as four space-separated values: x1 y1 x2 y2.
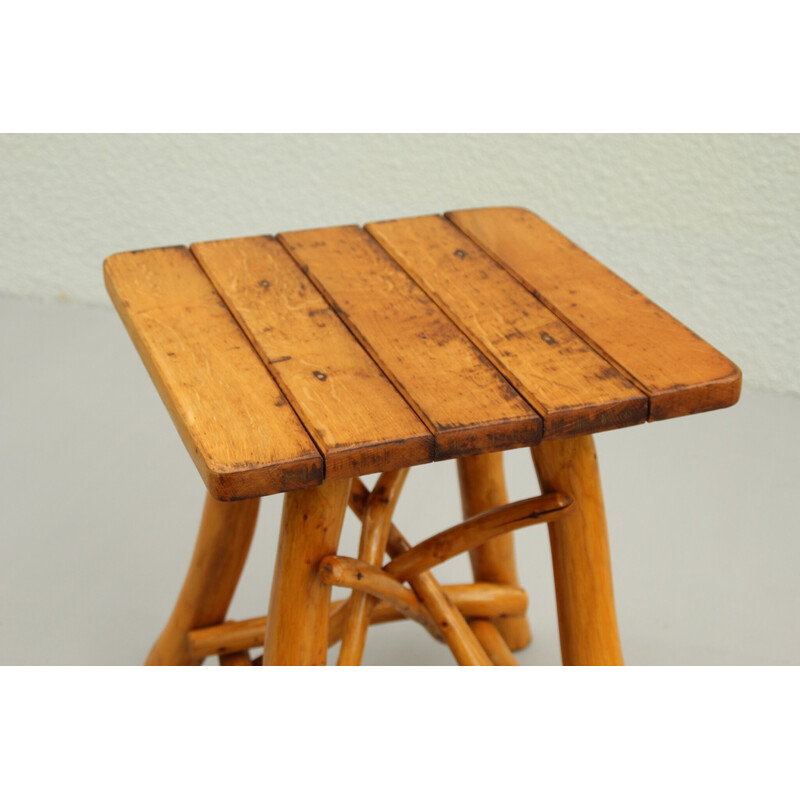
1 133 798 664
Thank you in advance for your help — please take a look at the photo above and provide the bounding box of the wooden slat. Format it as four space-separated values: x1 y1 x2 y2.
447 206 742 421
278 226 541 459
104 246 323 499
368 215 648 437
191 236 433 480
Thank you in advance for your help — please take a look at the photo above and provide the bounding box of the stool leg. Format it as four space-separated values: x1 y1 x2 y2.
263 478 351 666
145 491 260 666
531 435 624 666
457 453 532 651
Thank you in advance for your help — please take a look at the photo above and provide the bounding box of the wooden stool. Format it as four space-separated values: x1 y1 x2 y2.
105 207 741 666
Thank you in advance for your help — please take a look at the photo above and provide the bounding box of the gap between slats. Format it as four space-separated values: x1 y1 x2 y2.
181 245 331 487
445 211 660 416
191 237 436 480
274 231 540 459
362 218 648 438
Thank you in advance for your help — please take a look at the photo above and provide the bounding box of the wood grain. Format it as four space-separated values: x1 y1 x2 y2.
532 435 624 666
384 492 572 582
337 469 408 665
457 453 531 650
389 532 492 666
190 614 271 660
349 478 492 665
448 206 742 421
145 492 260 665
318 555 442 640
278 226 541 459
219 651 252 666
262 478 351 665
468 619 519 666
104 246 323 499
368 215 647 437
191 236 432 480
189 584 528 659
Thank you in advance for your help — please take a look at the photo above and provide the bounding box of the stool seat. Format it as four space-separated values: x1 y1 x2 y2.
104 206 740 501
107 206 741 666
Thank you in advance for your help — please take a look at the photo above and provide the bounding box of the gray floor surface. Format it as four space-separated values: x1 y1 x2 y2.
1 295 798 665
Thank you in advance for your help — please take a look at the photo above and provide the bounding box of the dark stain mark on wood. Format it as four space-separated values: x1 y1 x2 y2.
276 460 325 493
269 355 291 364
540 331 557 345
497 380 521 401
313 370 327 381
594 365 622 381
356 571 364 580
453 249 467 259
258 279 271 290
167 351 176 357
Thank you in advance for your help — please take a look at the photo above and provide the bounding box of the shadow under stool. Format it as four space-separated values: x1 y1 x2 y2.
104 206 741 666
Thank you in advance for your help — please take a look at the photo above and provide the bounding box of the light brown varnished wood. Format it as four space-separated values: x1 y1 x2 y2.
368 215 647 437
104 247 323 499
448 206 742 421
457 453 531 650
190 615 270 660
278 226 541 459
192 237 433 480
468 620 519 666
112 208 743 667
531 435 624 666
262 478 351 665
384 491 572 582
219 651 252 666
318 555 443 640
145 492 260 665
337 469 408 665
441 582 529 618
391 555 491 665
330 583 529 649
189 584 528 659
349 478 492 665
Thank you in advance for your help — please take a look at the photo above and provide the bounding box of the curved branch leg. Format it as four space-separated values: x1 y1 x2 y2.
468 620 519 666
349 479 491 665
189 583 528 658
338 469 408 665
219 651 252 666
532 436 624 666
319 555 443 640
386 492 571 582
145 492 260 666
262 478 351 666
458 453 532 651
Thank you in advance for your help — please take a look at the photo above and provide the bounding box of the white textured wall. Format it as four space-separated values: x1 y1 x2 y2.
1 134 797 395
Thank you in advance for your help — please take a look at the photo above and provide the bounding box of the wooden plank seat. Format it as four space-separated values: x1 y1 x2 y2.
105 206 741 666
